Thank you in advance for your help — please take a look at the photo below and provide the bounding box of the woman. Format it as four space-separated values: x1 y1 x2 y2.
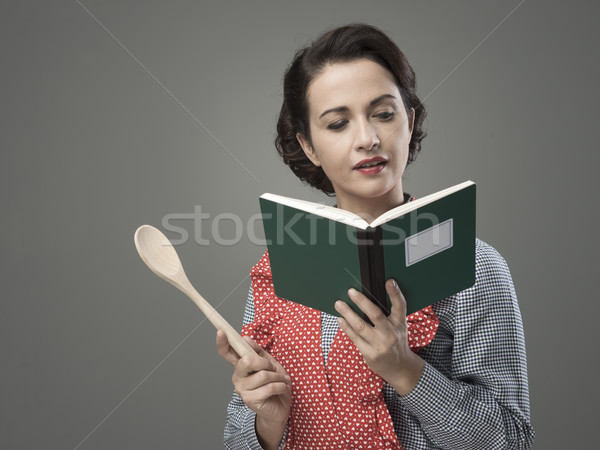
217 24 534 449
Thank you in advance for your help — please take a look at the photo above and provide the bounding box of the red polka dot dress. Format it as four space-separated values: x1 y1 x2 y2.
242 252 439 449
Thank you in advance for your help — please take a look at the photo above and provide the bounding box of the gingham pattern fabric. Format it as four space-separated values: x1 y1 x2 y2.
224 239 535 449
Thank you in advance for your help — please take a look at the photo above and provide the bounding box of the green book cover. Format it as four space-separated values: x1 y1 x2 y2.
259 181 476 317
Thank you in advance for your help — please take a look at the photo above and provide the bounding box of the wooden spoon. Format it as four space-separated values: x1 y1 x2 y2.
134 224 255 358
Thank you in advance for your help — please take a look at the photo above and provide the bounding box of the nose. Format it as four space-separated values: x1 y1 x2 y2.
355 119 380 152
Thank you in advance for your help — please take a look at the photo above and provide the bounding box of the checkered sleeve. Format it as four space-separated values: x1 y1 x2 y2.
394 239 535 449
223 286 288 450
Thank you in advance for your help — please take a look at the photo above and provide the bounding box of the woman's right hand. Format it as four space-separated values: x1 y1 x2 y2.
216 330 292 428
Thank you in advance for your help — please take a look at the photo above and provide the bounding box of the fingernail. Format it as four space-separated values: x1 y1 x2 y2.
348 288 358 297
335 300 344 310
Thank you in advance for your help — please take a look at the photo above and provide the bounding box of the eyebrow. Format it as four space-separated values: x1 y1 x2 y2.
318 94 397 119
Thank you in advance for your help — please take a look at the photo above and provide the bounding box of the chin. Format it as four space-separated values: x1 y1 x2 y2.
361 179 400 197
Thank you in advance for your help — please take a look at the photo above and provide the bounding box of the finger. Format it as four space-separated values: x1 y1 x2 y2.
336 314 368 350
335 298 373 343
347 288 388 328
386 279 407 327
235 351 278 378
216 329 240 365
239 368 291 392
242 380 291 407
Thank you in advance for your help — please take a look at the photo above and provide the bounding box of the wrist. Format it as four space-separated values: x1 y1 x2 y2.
256 413 288 429
389 353 425 396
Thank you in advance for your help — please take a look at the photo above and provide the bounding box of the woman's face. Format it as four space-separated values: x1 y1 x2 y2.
297 58 414 216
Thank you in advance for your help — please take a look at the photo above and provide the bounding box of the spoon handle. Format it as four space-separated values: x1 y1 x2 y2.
181 284 256 358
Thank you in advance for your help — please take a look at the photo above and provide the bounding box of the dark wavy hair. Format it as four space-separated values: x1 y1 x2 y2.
275 24 427 195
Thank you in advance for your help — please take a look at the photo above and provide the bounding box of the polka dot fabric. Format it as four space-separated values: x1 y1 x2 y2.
242 252 439 449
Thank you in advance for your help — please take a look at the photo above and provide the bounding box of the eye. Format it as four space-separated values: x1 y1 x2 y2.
327 120 348 131
375 111 395 120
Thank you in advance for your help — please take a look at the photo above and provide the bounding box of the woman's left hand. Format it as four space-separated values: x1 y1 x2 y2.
334 278 425 396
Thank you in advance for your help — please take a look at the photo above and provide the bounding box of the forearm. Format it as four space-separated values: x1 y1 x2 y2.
256 415 287 450
223 393 288 450
224 392 262 450
224 285 289 450
393 241 534 449
398 362 534 449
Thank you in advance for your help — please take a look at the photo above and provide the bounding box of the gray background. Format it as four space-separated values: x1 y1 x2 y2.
2 1 598 448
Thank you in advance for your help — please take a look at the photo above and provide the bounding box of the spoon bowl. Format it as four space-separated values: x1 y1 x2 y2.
135 225 187 283
134 224 255 358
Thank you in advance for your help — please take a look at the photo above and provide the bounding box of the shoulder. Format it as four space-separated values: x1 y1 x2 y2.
247 250 290 319
435 239 517 315
250 250 272 279
473 238 515 294
442 238 519 321
427 239 524 349
475 238 510 273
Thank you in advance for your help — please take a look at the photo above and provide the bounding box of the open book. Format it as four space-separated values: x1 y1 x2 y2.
259 181 476 317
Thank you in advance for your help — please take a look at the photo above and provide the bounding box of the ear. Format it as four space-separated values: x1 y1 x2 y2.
408 107 415 135
296 132 321 167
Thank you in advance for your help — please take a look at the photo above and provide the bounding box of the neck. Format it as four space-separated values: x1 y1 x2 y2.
337 185 406 223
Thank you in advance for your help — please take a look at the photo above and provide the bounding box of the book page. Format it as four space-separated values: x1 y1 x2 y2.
369 180 475 228
260 193 370 228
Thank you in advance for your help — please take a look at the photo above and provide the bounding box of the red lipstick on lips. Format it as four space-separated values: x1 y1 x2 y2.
353 156 388 174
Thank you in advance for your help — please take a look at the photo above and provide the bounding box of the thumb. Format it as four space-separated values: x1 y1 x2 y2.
243 336 272 360
216 329 244 365
243 336 281 373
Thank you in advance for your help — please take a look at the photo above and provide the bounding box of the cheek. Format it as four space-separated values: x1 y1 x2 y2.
312 137 348 167
316 132 347 150
319 155 345 179
388 157 406 178
388 141 410 172
390 130 411 157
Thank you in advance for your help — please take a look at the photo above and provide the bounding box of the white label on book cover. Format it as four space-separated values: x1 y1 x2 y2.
405 219 453 266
